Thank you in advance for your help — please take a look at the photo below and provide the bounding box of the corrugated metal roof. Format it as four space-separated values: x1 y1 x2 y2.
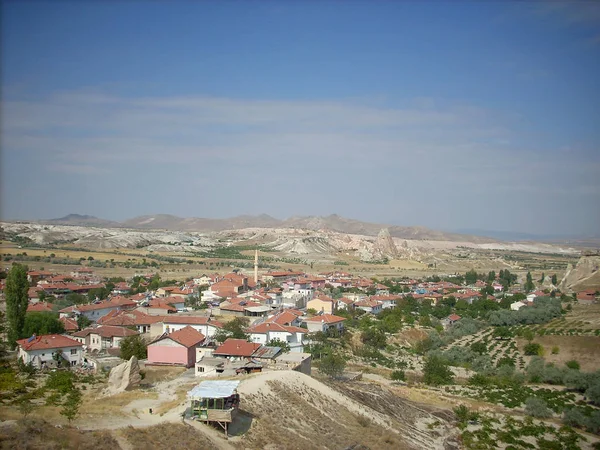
187 380 240 399
252 346 282 359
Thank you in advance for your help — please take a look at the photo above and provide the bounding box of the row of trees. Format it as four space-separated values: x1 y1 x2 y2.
488 297 562 326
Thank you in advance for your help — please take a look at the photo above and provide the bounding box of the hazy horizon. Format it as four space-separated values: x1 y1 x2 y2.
2 2 599 235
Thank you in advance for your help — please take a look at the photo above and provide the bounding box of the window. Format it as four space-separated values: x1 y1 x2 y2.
70 349 77 355
198 367 204 373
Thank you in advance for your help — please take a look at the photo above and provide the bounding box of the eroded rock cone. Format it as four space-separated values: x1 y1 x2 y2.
106 356 141 395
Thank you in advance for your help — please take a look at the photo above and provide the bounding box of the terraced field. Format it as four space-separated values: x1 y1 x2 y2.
447 328 527 370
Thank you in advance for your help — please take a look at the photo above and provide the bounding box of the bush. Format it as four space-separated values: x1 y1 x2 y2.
319 352 346 379
45 371 75 393
470 341 487 354
390 370 406 382
551 346 559 354
423 355 454 386
524 343 543 356
563 407 588 428
525 397 552 418
565 360 580 370
585 379 600 405
526 357 546 383
361 328 387 349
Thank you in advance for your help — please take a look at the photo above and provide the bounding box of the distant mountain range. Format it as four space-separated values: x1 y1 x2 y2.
39 213 498 243
455 228 600 244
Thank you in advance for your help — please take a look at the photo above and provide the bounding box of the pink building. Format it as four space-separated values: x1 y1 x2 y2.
147 326 206 368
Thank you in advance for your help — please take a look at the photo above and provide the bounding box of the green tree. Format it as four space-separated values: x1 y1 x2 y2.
551 274 558 286
6 264 29 347
525 271 535 293
465 269 478 286
268 338 290 352
524 397 551 418
214 317 250 343
470 341 487 354
65 293 87 305
77 315 92 330
87 287 109 302
319 351 346 378
361 328 387 349
0 311 7 356
22 312 65 337
585 380 600 406
119 334 147 360
493 326 512 340
423 355 454 386
60 388 82 424
487 271 496 283
19 399 35 418
539 273 545 284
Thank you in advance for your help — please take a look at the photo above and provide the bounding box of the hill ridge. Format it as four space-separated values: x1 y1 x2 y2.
42 212 497 243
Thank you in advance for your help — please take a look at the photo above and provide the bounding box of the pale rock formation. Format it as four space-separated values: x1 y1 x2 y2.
374 228 399 259
559 256 600 292
105 356 141 396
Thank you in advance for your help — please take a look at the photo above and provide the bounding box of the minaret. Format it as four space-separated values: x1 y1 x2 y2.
254 249 259 285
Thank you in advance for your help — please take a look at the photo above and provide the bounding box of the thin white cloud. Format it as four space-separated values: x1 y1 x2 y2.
1 91 504 168
2 89 597 206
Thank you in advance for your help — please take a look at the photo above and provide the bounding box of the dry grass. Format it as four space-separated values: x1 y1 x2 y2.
520 335 600 372
81 389 159 415
0 242 144 262
238 378 445 449
141 366 186 385
0 418 119 450
154 383 195 416
119 423 216 450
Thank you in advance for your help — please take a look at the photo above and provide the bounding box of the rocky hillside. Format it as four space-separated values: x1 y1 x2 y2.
0 222 579 264
559 256 600 292
39 213 497 242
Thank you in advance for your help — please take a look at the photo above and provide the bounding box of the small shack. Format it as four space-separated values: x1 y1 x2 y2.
187 380 240 436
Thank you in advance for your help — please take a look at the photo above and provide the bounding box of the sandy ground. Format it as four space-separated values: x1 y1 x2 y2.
79 369 197 431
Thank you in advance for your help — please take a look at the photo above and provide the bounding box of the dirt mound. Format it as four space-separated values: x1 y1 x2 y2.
559 256 600 292
389 328 430 347
235 370 456 449
119 423 218 450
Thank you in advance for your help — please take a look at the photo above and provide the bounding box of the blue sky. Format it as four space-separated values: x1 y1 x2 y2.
1 1 599 235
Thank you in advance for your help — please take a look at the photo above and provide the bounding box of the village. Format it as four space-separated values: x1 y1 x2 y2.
9 249 595 375
0 224 599 449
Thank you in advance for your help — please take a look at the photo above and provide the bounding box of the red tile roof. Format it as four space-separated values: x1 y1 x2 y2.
16 334 83 351
448 314 461 321
311 295 335 304
73 325 139 338
27 302 54 313
159 316 223 328
248 322 307 334
303 314 346 324
213 338 261 357
98 309 163 326
157 326 205 348
59 316 79 332
265 310 302 326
